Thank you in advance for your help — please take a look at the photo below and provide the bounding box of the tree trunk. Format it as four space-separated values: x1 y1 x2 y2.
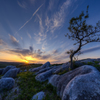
70 40 82 70
70 55 73 69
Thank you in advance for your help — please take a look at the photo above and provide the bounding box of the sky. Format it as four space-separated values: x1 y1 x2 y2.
0 0 100 64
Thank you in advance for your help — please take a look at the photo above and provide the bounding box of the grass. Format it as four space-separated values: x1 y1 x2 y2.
16 72 61 100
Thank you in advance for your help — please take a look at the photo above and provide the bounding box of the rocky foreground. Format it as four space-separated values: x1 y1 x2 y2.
0 58 100 100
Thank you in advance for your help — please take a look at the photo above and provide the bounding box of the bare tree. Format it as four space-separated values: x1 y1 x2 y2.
66 6 100 69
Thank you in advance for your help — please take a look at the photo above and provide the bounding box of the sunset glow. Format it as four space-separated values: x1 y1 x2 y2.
0 0 100 64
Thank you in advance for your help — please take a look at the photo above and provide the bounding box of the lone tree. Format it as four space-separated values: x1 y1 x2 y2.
66 6 100 69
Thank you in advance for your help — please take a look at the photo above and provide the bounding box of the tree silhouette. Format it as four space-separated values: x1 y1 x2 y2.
66 6 100 69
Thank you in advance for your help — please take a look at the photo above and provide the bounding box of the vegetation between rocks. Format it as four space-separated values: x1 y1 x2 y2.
16 72 61 100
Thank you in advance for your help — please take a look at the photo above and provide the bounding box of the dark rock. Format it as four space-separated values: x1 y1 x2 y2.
31 62 51 72
2 65 16 75
48 74 60 87
0 78 15 92
24 69 27 72
35 69 53 82
41 62 50 68
2 68 20 78
31 91 45 100
54 63 69 74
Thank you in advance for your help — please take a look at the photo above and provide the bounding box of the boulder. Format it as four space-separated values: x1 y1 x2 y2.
24 69 27 72
74 61 84 67
48 74 60 87
53 65 100 100
31 66 42 72
31 62 50 72
81 59 95 64
32 91 45 100
0 68 4 75
35 69 53 82
0 78 15 92
2 68 20 78
41 62 50 69
54 63 69 74
35 67 52 75
2 65 16 75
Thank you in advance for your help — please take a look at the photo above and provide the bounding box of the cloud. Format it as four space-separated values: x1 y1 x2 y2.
9 34 20 47
0 39 6 46
34 14 47 44
37 14 44 33
9 46 33 56
52 49 59 54
29 0 35 4
45 0 71 33
17 1 27 9
27 32 31 39
34 32 46 44
18 3 43 31
81 46 100 54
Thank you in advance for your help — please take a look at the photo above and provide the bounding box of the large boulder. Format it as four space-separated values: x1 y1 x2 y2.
31 66 42 72
41 62 50 68
2 65 16 75
35 69 53 82
35 65 60 82
31 62 51 72
53 65 100 100
0 68 4 75
0 78 15 92
48 74 60 87
2 68 20 78
31 91 45 100
54 63 69 74
35 67 52 75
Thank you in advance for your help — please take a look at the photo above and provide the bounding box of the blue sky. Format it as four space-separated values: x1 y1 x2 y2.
0 0 100 64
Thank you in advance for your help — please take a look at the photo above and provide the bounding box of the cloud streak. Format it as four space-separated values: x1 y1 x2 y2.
9 34 20 47
18 3 43 31
17 1 27 9
45 0 71 33
82 46 100 54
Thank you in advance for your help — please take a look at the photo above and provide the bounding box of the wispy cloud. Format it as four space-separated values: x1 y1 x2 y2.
9 46 33 56
45 0 71 33
81 46 100 54
0 39 6 46
37 14 44 33
52 49 59 54
27 32 32 39
9 34 20 47
17 1 27 9
18 4 43 31
29 0 35 4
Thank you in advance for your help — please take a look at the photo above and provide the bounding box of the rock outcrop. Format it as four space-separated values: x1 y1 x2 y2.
31 62 51 72
31 91 45 100
61 65 100 100
2 68 20 78
48 65 100 100
2 65 16 75
0 78 15 92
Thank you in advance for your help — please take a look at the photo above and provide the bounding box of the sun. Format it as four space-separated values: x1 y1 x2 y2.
25 60 29 63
